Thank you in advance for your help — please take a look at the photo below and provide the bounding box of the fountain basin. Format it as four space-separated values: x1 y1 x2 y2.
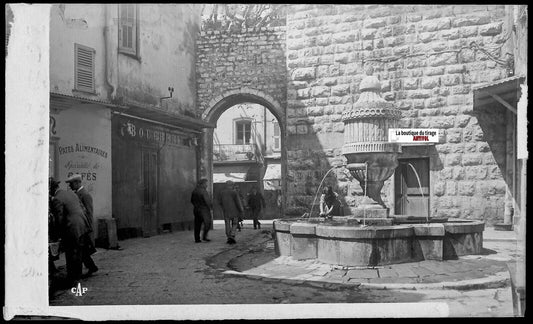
273 217 484 266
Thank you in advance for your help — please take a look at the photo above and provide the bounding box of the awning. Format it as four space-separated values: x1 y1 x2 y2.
213 172 254 183
262 163 281 180
473 76 525 114
50 91 118 112
50 92 215 131
114 101 215 131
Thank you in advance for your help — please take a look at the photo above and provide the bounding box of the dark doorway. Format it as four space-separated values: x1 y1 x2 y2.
394 158 430 217
142 148 159 237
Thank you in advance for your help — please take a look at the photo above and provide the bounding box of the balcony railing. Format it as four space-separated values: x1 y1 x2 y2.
213 144 263 163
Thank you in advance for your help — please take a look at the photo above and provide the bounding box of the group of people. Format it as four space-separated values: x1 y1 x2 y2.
48 174 98 289
190 180 266 245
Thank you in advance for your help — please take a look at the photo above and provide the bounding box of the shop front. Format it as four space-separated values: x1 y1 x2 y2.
112 113 205 239
50 95 113 246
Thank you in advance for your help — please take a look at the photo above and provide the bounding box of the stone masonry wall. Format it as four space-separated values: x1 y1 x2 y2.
285 4 510 224
196 27 287 114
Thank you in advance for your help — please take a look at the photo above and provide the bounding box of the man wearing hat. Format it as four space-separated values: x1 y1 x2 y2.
216 180 244 244
65 174 98 277
49 176 96 285
66 174 93 235
190 178 213 243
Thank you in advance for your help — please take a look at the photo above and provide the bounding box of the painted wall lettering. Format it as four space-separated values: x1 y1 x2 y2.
119 119 192 147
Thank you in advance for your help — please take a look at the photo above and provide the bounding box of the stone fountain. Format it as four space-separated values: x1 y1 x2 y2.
342 65 401 222
273 66 484 266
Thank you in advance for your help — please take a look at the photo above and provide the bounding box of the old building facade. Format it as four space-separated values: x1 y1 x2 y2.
196 5 527 232
48 4 526 239
49 4 212 242
282 4 527 228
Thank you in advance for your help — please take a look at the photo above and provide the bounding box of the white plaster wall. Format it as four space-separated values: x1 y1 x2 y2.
52 104 112 221
49 4 107 100
117 4 200 113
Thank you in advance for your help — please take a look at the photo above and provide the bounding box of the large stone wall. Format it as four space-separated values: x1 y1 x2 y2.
285 4 511 224
196 26 287 114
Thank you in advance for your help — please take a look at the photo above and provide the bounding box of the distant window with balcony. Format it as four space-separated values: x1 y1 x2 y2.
74 43 95 93
119 4 139 57
235 120 252 145
273 121 280 151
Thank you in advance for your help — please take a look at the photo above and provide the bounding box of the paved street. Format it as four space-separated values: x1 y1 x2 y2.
49 222 516 317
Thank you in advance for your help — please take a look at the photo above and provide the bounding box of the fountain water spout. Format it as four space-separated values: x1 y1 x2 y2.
406 162 429 223
347 162 369 226
308 166 342 218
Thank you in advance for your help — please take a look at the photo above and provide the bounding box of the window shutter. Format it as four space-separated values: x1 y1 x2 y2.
119 4 137 55
273 122 280 150
74 44 95 93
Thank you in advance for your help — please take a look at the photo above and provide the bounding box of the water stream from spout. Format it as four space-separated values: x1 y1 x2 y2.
309 166 337 218
406 162 429 223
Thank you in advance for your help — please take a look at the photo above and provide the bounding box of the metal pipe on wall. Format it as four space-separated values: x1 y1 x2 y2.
104 4 118 101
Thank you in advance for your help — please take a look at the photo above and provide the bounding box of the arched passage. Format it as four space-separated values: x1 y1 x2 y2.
200 89 287 217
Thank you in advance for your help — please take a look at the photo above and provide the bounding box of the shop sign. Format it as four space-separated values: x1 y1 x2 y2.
119 119 194 147
58 144 109 181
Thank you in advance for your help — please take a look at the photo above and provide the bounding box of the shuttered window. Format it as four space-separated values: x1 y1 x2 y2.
119 4 138 56
273 121 281 151
235 120 252 145
74 43 95 93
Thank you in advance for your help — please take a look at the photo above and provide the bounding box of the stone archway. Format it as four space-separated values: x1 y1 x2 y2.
203 88 285 124
199 88 287 217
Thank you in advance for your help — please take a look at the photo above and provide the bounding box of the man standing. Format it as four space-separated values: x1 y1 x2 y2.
65 174 98 277
66 174 93 239
247 186 266 229
49 176 96 285
233 184 245 231
217 180 243 244
190 178 213 243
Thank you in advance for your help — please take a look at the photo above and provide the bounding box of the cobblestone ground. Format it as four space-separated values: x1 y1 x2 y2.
49 225 515 317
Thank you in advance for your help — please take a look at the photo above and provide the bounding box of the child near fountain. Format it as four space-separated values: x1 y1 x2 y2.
319 186 343 218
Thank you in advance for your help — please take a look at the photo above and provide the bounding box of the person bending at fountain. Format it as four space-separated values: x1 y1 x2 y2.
319 186 343 218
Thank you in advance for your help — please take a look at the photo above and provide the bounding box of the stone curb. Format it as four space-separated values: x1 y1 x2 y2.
215 228 513 292
357 271 511 290
221 270 510 291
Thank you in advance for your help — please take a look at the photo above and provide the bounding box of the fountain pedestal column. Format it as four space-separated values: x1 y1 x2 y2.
342 65 402 218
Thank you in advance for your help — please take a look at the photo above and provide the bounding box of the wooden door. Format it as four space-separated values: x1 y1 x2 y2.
394 158 429 217
142 149 158 237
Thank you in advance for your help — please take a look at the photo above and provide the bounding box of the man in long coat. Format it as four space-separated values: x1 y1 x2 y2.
216 181 243 244
66 174 93 235
66 174 98 276
247 186 266 229
190 178 213 243
50 177 95 284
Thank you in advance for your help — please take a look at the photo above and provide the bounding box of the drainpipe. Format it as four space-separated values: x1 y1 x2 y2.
104 4 118 101
98 4 119 249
